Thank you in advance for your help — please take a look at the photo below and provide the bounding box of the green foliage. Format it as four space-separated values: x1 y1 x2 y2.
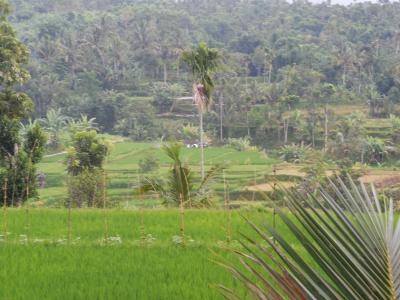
222 177 400 299
0 151 37 206
66 130 110 175
363 136 388 165
182 42 220 110
0 119 46 206
227 137 254 152
66 168 103 208
138 154 159 173
38 108 69 149
10 0 400 155
23 122 47 164
0 209 274 299
67 114 98 135
279 144 311 163
0 116 20 159
181 124 199 141
138 142 224 207
0 0 32 119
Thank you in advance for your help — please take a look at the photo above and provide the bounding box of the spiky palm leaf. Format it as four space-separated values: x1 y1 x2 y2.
220 176 400 299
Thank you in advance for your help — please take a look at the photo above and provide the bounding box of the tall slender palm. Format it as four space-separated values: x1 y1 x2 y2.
181 42 220 180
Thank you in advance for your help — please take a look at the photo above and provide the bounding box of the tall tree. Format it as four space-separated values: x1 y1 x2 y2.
181 42 220 180
0 0 32 119
0 0 47 206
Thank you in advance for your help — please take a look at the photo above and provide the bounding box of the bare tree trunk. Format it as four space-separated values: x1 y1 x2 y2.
176 59 180 80
268 64 272 84
283 118 289 145
163 63 167 84
220 93 223 141
200 111 205 180
324 104 328 152
277 126 281 144
361 148 364 164
342 65 346 87
246 111 250 137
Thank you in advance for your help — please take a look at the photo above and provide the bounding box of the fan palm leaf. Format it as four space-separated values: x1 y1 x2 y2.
220 176 400 299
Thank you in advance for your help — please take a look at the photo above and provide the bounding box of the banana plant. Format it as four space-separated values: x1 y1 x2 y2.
220 176 400 299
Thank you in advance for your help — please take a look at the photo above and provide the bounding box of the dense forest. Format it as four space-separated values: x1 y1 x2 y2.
9 0 400 157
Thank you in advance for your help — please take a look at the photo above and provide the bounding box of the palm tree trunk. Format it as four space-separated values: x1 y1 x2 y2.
200 111 205 180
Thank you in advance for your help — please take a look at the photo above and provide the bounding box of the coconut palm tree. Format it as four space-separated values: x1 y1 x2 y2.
181 42 220 180
138 142 223 208
220 176 400 299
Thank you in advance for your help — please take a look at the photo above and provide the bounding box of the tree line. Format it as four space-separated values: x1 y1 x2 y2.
8 0 400 150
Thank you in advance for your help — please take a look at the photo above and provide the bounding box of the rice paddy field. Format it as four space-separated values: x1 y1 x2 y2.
0 208 299 299
36 141 281 207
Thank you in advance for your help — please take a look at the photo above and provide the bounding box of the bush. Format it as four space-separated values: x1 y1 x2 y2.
66 169 104 208
279 144 311 163
138 155 159 173
227 137 255 152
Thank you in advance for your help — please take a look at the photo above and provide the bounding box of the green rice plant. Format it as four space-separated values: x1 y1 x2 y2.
102 171 109 243
2 177 7 241
221 176 400 299
223 170 232 244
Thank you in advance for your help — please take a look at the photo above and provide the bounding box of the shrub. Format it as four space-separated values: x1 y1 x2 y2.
279 144 311 163
66 169 104 208
138 155 159 173
227 137 255 152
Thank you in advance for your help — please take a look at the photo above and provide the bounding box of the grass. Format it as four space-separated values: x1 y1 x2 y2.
0 208 298 300
36 142 280 207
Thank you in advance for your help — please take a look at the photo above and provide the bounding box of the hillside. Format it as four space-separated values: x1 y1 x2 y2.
7 0 400 148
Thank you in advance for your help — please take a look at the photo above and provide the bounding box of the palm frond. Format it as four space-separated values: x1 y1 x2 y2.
199 163 225 190
182 42 220 111
221 176 400 299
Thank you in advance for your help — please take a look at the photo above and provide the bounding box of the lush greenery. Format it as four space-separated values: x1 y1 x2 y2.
0 1 47 205
36 141 278 207
8 0 400 164
3 1 400 298
223 178 400 299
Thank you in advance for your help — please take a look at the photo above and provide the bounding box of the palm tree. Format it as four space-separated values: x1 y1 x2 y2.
220 176 400 299
181 42 220 180
138 142 223 208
